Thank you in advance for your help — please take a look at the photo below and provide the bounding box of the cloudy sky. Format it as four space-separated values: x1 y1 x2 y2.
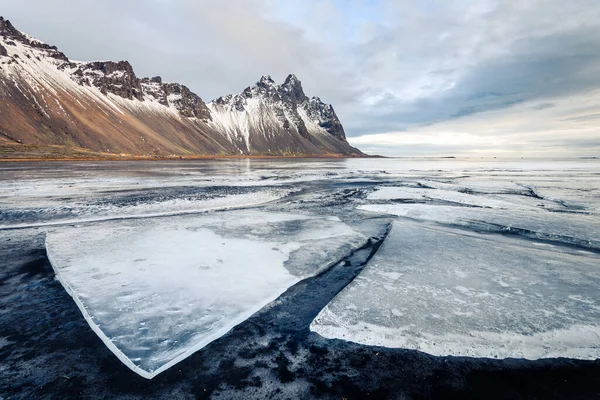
2 0 600 156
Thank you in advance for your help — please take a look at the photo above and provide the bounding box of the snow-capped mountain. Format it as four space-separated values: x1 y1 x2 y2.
0 17 363 157
207 74 353 155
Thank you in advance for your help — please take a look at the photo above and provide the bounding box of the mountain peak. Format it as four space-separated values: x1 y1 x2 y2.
280 73 307 102
258 75 276 85
206 73 353 150
0 17 68 62
283 73 299 84
0 16 23 39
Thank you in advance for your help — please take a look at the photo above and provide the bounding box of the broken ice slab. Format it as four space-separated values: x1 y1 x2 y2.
366 184 591 212
46 210 366 378
311 221 600 360
0 187 294 229
358 204 600 250
367 186 525 209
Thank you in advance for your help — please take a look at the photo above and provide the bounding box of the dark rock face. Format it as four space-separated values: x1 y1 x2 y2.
279 75 311 138
140 76 168 106
280 74 308 103
71 62 213 119
72 61 144 101
72 63 212 120
0 17 26 42
305 98 347 141
0 17 69 62
214 94 232 106
163 83 212 121
254 75 279 97
140 77 212 121
0 43 6 57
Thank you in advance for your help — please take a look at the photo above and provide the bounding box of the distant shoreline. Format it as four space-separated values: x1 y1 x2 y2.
0 142 380 162
0 155 379 162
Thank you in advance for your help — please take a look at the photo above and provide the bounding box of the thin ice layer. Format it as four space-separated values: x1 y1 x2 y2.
46 210 366 378
358 203 600 250
0 187 294 229
311 221 600 360
367 186 522 209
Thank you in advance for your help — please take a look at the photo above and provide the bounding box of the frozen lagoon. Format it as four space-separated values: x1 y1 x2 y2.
1 158 599 397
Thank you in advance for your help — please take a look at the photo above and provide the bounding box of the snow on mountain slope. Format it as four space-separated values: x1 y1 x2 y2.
208 75 361 155
0 17 233 156
0 17 363 157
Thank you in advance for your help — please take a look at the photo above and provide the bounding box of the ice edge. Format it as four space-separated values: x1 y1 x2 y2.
45 230 369 379
45 234 155 379
309 320 600 361
46 233 298 379
1 190 289 231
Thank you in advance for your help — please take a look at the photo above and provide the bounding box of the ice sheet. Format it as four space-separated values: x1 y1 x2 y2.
367 186 523 209
358 204 600 250
46 210 367 378
311 221 600 360
0 188 293 229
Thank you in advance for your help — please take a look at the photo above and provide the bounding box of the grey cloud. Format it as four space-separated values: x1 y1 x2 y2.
562 113 600 122
341 24 600 135
531 103 555 111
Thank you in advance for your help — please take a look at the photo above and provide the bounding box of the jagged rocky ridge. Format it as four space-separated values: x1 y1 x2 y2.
0 17 363 157
207 74 354 154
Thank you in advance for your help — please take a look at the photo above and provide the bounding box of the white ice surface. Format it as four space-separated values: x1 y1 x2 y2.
358 204 600 250
46 210 366 378
367 186 520 209
311 221 600 360
0 188 293 229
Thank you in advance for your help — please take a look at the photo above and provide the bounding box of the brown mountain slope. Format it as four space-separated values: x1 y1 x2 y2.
0 17 364 158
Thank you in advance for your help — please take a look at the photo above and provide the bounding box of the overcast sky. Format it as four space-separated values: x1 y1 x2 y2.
2 0 600 156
